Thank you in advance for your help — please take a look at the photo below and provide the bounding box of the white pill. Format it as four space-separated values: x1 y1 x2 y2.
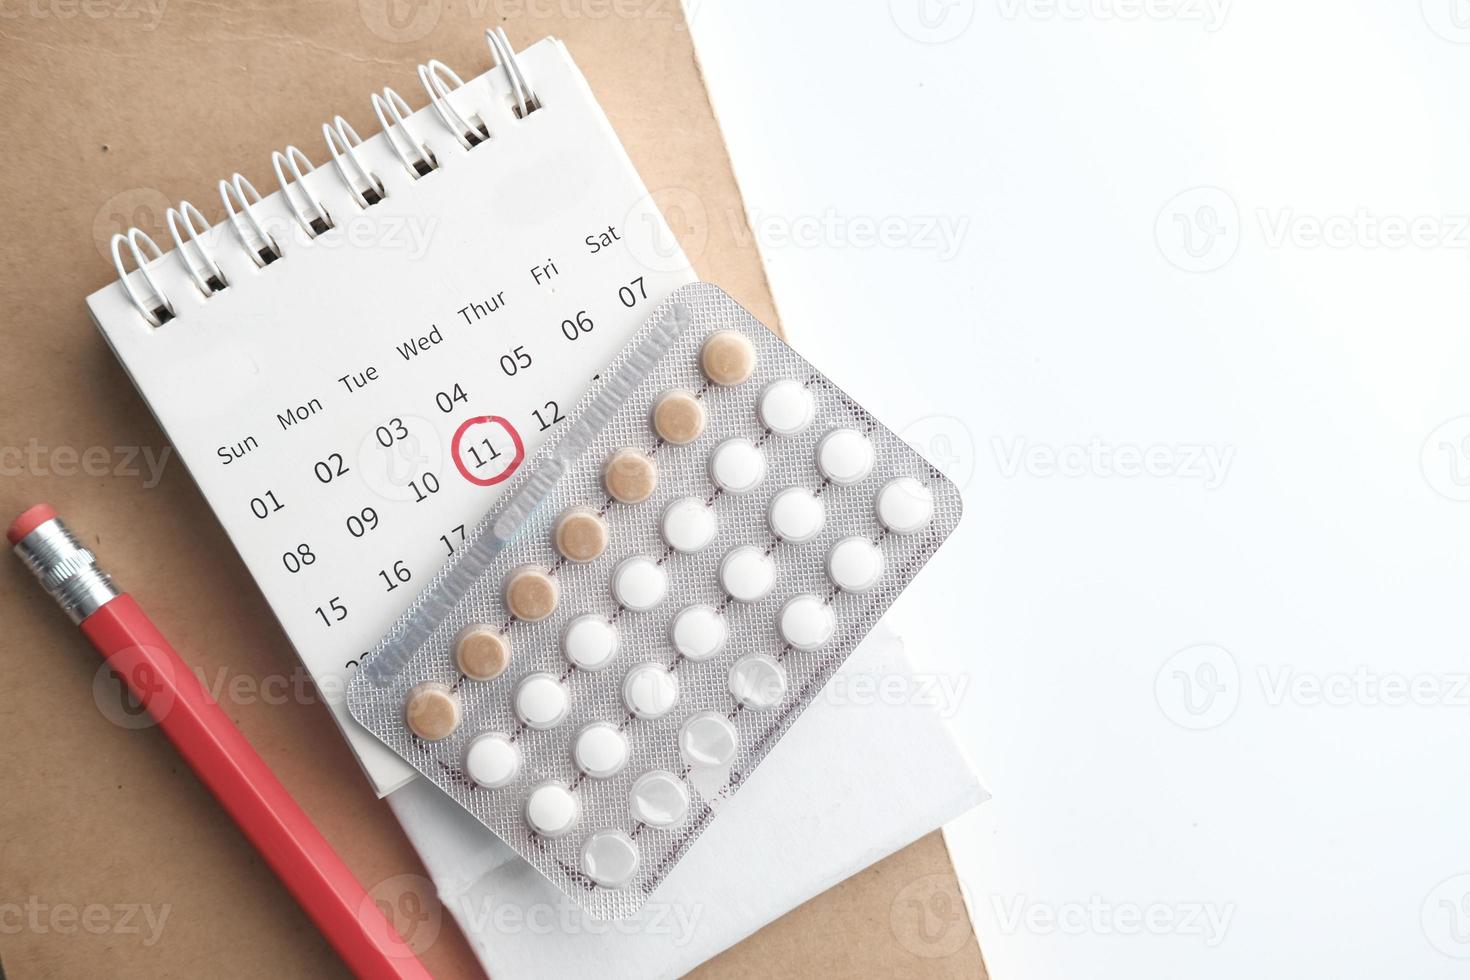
581 830 640 888
729 654 787 709
573 723 629 779
463 732 519 789
758 379 815 436
629 770 689 828
623 663 679 719
767 487 825 543
778 594 836 651
679 711 739 768
661 497 717 553
670 604 727 662
514 672 570 729
612 556 668 611
877 476 935 534
827 536 885 593
719 545 776 603
816 428 875 485
562 615 618 671
709 437 766 494
525 782 578 837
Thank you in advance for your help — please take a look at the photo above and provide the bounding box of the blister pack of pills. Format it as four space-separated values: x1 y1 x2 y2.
347 282 962 919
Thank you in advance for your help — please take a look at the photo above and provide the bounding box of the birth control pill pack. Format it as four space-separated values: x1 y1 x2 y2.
347 282 961 919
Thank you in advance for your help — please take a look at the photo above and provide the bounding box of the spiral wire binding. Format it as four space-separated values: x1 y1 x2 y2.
419 59 491 150
110 229 176 327
109 31 541 328
220 172 282 268
324 116 386 208
373 87 438 178
273 146 335 237
487 27 540 118
165 201 227 296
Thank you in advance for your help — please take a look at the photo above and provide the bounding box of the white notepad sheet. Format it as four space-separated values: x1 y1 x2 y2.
87 38 694 793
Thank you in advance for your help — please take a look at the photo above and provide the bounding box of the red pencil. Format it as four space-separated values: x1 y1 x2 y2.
10 504 433 980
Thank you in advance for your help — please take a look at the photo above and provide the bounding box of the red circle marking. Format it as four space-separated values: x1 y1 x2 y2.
451 416 526 487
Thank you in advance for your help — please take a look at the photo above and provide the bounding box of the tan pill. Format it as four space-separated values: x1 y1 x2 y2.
405 682 461 741
505 566 559 621
455 625 510 681
651 389 706 445
700 330 756 386
604 449 658 504
554 507 609 563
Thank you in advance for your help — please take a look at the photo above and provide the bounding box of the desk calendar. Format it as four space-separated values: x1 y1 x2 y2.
87 33 695 793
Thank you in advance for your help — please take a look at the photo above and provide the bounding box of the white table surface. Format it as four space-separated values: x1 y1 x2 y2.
687 2 1470 976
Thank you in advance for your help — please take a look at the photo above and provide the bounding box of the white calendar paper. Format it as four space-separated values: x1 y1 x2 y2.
88 38 694 793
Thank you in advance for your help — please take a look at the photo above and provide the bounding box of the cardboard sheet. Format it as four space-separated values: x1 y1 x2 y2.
0 2 987 976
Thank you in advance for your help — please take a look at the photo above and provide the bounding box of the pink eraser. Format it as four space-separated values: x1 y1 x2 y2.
8 503 58 545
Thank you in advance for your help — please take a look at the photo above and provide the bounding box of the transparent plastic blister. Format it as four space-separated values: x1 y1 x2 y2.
347 282 962 919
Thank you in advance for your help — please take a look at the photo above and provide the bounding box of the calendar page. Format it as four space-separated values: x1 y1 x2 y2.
88 38 695 793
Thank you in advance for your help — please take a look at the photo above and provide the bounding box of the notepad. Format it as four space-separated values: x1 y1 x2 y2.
86 33 695 794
